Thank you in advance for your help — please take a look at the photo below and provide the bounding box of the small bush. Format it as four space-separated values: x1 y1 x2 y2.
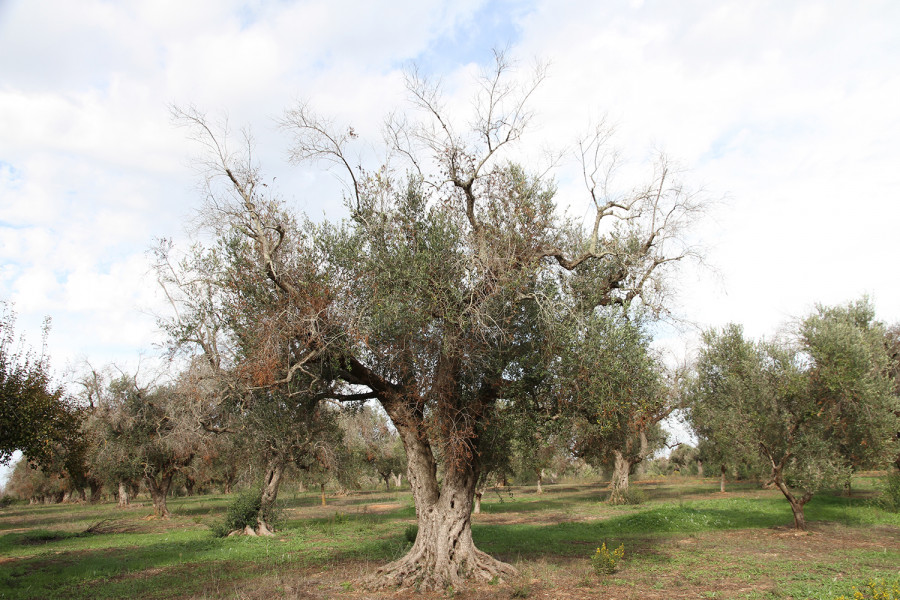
591 542 625 576
834 578 900 600
210 488 280 537
876 470 900 512
404 523 418 544
609 487 647 505
0 495 15 508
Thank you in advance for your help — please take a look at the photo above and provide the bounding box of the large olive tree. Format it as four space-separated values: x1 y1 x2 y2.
172 54 701 589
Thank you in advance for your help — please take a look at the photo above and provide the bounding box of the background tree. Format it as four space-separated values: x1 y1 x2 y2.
0 304 77 468
687 300 899 530
340 405 407 491
172 51 702 589
565 308 672 503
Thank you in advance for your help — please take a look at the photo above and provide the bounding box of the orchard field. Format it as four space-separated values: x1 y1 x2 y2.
1 475 898 600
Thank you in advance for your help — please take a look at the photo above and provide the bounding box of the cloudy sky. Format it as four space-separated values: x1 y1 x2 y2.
1 1 899 478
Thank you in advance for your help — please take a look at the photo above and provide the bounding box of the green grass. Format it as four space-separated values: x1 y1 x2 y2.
1 475 898 599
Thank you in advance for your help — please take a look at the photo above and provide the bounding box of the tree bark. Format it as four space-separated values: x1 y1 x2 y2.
720 464 726 493
320 482 326 507
89 480 103 503
536 469 543 494
608 450 632 504
184 475 195 496
146 472 174 518
696 459 704 478
473 490 482 515
392 472 403 488
367 414 515 590
117 481 130 508
772 472 811 531
256 455 284 536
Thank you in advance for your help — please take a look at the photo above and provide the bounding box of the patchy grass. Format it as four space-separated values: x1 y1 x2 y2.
1 475 898 599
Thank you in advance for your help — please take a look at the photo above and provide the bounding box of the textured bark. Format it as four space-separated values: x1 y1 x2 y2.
367 415 515 590
696 459 704 478
320 483 327 507
256 455 284 536
89 481 103 503
772 473 811 531
473 490 482 515
184 475 196 496
608 450 632 504
117 481 130 508
536 469 544 494
146 472 174 518
720 465 726 493
392 472 403 488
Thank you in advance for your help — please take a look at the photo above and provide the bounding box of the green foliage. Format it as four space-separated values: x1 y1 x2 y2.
609 487 647 505
0 305 76 467
834 579 900 600
210 488 280 537
686 300 900 528
876 470 900 512
591 542 624 576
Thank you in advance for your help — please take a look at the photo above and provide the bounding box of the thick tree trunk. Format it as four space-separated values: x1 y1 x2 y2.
368 416 515 590
473 490 482 515
383 473 391 492
392 472 403 488
256 456 284 536
720 464 726 493
536 469 544 494
146 472 173 518
697 459 704 478
89 480 103 503
117 481 130 508
320 483 326 507
608 450 632 504
184 475 195 497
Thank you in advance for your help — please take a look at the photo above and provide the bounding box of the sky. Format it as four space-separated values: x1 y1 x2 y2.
2 0 899 483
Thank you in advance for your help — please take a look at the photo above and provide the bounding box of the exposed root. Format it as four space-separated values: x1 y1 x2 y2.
366 546 517 591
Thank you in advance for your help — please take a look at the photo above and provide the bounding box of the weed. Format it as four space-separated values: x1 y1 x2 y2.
509 581 531 598
834 578 900 600
340 581 353 591
591 542 625 576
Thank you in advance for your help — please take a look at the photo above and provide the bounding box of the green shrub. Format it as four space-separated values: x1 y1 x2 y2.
876 470 900 512
591 542 625 576
609 487 647 505
210 488 280 537
834 578 900 600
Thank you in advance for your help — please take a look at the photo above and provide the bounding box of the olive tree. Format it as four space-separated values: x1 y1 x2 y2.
687 300 899 530
172 52 702 589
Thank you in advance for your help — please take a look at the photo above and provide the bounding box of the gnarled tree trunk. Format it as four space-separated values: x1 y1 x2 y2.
720 464 726 493
536 469 544 494
608 450 632 504
256 455 284 536
89 480 103 503
368 417 515 590
117 481 130 508
146 472 174 518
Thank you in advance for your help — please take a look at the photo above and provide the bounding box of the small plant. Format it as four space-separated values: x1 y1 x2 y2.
210 488 280 537
339 581 353 592
609 487 647 505
333 511 348 525
404 523 418 544
834 578 900 600
591 542 625 576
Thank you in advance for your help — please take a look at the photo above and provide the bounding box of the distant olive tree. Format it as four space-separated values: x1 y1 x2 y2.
687 299 900 530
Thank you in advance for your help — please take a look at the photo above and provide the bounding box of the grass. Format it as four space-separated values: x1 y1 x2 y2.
1 474 898 599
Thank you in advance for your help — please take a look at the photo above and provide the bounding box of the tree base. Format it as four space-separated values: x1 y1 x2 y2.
366 545 516 591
